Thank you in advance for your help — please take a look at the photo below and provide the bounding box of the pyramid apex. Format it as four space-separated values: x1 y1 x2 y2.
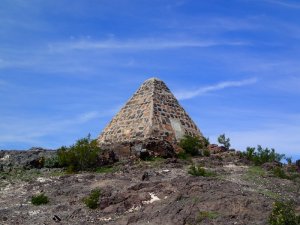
144 77 162 83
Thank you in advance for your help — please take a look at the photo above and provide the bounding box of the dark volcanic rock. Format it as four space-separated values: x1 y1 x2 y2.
296 159 300 171
261 161 282 171
144 139 176 158
0 149 56 171
1 153 299 225
208 144 227 153
132 139 176 159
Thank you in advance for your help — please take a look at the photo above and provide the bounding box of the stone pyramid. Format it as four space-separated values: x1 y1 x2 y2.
98 78 202 153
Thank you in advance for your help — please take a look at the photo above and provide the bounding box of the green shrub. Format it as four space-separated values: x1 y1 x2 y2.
202 137 210 148
217 134 230 150
243 145 285 166
57 134 101 172
44 156 60 168
179 135 209 156
203 149 211 157
268 201 300 225
83 188 101 209
31 193 49 205
272 167 289 179
188 165 215 177
179 135 202 156
177 151 190 160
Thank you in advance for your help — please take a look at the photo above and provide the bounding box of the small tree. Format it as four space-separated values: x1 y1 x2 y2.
243 145 285 165
245 147 255 161
285 157 292 165
217 134 230 150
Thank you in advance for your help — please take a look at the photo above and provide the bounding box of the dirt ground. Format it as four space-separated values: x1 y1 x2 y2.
0 152 299 225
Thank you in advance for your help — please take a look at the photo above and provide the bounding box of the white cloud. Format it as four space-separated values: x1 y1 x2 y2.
49 38 249 52
175 78 258 100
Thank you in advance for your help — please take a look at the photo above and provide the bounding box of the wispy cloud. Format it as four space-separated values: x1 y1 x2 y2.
0 109 118 148
50 38 249 52
165 15 263 33
228 123 300 156
202 110 300 157
263 0 300 9
175 78 258 100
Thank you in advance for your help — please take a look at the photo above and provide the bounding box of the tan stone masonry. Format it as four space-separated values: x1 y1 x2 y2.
98 78 202 149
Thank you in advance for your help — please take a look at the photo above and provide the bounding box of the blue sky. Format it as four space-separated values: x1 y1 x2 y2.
1 0 300 160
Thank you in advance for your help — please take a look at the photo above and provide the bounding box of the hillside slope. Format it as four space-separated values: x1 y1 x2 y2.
0 151 299 225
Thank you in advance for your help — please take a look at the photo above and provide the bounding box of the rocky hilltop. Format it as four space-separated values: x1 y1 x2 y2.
0 149 299 225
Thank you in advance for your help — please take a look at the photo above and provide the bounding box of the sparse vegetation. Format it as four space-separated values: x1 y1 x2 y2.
57 134 101 172
244 145 285 165
272 166 300 181
95 165 118 173
272 167 289 179
268 201 300 225
188 165 215 177
197 211 219 222
247 166 266 177
1 168 41 182
242 166 267 186
83 188 101 209
31 193 49 205
177 151 191 160
217 134 230 150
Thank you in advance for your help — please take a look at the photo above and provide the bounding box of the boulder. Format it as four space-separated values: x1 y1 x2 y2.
143 139 176 158
261 161 282 171
296 159 300 171
25 157 45 169
208 144 227 153
131 139 176 159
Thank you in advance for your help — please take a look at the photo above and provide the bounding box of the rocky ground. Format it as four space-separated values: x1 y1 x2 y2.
0 150 299 225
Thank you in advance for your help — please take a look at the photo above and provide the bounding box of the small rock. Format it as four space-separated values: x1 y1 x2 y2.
53 215 61 222
140 149 150 160
142 172 149 181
